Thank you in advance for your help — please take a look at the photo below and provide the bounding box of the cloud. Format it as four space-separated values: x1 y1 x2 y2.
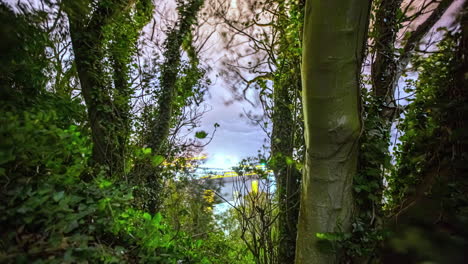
199 81 266 168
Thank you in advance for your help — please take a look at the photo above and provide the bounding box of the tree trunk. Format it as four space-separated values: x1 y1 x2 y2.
149 0 204 154
295 0 371 263
65 0 149 178
271 3 304 262
271 69 301 264
68 10 124 177
371 0 403 118
373 0 454 119
140 0 204 213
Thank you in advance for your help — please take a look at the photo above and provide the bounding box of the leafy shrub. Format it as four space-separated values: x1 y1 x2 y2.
0 106 210 263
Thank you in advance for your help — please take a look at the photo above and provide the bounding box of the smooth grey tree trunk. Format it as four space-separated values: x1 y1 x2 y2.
295 0 371 263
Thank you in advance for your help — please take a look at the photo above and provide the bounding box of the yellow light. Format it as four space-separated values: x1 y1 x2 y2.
252 180 258 194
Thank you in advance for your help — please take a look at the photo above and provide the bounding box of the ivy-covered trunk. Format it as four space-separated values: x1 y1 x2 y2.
139 0 204 213
66 0 152 178
67 1 129 178
382 3 468 262
271 70 301 264
270 2 303 263
295 0 370 263
149 0 204 154
359 1 454 257
371 0 403 118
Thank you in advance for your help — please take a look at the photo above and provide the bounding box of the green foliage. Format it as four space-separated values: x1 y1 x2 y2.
356 88 392 202
375 30 468 263
0 100 88 183
194 131 208 139
386 32 460 207
0 103 242 263
1 178 210 263
0 3 50 105
347 86 391 257
0 103 227 263
161 177 253 264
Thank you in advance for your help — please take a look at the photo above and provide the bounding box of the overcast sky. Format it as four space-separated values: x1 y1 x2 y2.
183 0 269 169
198 86 266 168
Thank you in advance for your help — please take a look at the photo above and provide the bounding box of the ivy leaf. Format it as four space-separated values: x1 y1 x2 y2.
195 130 208 139
98 179 112 189
142 148 152 155
196 239 203 247
151 155 164 166
153 212 162 225
143 212 151 221
53 191 65 202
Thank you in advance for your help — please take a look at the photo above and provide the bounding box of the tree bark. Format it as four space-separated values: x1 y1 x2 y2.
67 4 122 177
271 3 303 263
140 0 204 213
372 0 403 118
272 68 301 264
149 0 204 154
295 0 371 263
65 0 147 178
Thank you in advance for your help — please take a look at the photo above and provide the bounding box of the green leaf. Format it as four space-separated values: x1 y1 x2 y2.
154 212 162 223
53 191 65 202
196 239 203 247
195 130 208 139
315 232 343 241
142 148 152 155
151 155 165 166
98 179 112 189
143 212 152 221
152 212 162 226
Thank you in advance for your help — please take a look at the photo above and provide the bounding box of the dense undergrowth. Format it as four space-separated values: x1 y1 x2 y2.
0 99 252 263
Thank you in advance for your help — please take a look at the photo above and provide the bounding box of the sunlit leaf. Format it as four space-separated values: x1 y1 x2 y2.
151 155 164 166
